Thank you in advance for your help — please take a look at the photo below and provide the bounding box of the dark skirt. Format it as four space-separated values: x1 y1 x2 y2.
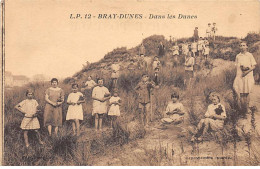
44 103 62 127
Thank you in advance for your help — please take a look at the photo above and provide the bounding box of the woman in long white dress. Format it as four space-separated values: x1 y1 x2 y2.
233 41 257 116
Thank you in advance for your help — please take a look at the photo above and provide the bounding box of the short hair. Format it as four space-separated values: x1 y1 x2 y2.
155 67 160 71
51 78 58 84
130 59 134 62
209 92 221 102
240 41 248 46
97 78 104 82
171 91 179 99
142 73 148 77
113 88 119 93
72 83 78 88
26 89 34 96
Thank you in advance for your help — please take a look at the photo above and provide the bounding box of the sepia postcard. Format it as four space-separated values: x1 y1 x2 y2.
1 0 260 166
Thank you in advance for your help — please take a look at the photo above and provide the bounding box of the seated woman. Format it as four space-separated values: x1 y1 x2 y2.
191 93 227 141
161 91 186 125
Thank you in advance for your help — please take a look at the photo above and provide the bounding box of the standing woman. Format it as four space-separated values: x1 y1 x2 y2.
44 78 65 136
92 78 110 131
233 42 257 116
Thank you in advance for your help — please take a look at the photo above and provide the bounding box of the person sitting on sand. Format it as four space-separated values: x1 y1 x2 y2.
191 93 226 142
161 91 186 125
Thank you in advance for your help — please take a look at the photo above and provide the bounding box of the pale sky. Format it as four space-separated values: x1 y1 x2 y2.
4 0 260 78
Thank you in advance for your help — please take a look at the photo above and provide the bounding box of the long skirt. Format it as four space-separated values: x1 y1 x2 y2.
44 104 62 127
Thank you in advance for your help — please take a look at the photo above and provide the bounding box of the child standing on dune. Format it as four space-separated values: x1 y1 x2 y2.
108 88 121 128
135 74 156 127
15 89 44 148
66 83 85 136
184 50 195 87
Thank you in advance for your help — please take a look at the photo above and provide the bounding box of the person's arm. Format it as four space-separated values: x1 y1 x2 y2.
134 83 140 91
204 106 210 118
242 65 256 77
45 94 56 106
117 99 122 106
109 100 114 106
103 90 111 101
77 100 85 104
242 55 256 77
77 94 85 105
14 103 26 115
91 81 98 88
109 98 118 106
67 101 76 106
57 89 65 106
92 96 101 102
164 104 170 117
92 88 101 101
213 105 227 120
176 104 185 115
149 80 156 89
67 94 76 106
84 82 88 88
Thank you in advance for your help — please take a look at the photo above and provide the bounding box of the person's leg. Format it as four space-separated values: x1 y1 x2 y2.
47 125 52 136
112 116 117 128
138 103 145 126
240 94 247 116
202 118 210 135
245 93 250 112
54 127 59 136
115 78 118 87
98 114 103 130
35 130 44 144
112 78 116 87
75 119 80 136
24 130 29 147
72 120 76 135
187 71 193 88
145 103 151 126
95 114 99 131
194 119 206 137
139 108 144 126
109 116 113 128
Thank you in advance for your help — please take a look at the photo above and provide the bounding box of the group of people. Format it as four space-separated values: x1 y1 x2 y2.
206 23 218 40
15 36 256 147
193 22 218 41
15 77 122 148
